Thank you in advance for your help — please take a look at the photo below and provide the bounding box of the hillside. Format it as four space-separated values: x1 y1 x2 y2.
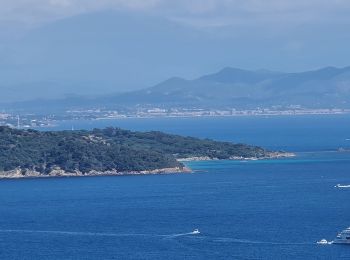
0 126 288 178
112 66 350 109
2 66 350 113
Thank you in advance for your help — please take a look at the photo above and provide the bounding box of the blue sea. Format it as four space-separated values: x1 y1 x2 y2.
1 115 350 259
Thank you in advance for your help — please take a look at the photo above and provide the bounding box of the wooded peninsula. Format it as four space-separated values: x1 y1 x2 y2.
0 126 293 178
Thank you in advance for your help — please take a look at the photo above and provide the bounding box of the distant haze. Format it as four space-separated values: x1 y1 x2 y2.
3 66 350 112
1 1 350 101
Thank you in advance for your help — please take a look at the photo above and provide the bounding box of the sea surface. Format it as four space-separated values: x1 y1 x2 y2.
1 115 350 259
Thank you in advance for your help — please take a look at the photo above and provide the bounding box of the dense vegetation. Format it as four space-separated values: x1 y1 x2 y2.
0 126 270 175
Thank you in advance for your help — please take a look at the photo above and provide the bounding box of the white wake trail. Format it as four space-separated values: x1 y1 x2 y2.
0 229 159 237
0 229 201 239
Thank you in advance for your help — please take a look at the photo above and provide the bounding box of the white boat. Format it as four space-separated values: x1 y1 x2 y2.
333 227 350 244
191 229 200 234
335 184 350 188
317 239 329 245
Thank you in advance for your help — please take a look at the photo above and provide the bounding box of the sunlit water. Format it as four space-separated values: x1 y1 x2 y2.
1 115 349 259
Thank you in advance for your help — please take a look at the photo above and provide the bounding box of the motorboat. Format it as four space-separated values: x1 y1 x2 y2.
335 184 350 188
333 227 350 244
191 229 200 234
317 239 329 245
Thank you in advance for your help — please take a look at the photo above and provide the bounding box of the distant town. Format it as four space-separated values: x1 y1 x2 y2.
1 106 350 129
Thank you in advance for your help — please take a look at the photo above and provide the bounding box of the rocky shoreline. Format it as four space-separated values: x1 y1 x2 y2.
0 152 295 180
177 151 296 162
0 166 193 179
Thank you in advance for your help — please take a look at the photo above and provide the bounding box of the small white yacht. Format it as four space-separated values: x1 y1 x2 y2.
333 227 350 244
192 229 200 234
317 239 329 245
335 184 350 188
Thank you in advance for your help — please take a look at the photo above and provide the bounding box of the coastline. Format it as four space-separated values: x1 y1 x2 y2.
0 166 193 180
0 153 295 180
177 152 296 162
93 110 350 120
23 111 350 130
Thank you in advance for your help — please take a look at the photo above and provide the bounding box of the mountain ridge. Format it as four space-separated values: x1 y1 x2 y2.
2 66 350 112
110 65 350 109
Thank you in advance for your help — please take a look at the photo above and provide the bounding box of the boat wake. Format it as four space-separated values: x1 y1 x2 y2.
163 229 200 238
1 229 327 246
0 229 156 238
0 229 201 239
211 237 313 246
164 232 196 238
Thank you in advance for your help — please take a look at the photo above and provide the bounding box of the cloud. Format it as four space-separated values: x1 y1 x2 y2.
0 0 160 25
164 0 350 29
1 0 350 28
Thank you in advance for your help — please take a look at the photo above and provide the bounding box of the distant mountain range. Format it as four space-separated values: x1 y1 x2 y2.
105 66 350 109
3 10 349 105
1 10 349 110
2 66 350 113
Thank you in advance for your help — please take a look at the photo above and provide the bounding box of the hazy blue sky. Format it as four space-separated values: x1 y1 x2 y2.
2 0 350 28
1 0 350 100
